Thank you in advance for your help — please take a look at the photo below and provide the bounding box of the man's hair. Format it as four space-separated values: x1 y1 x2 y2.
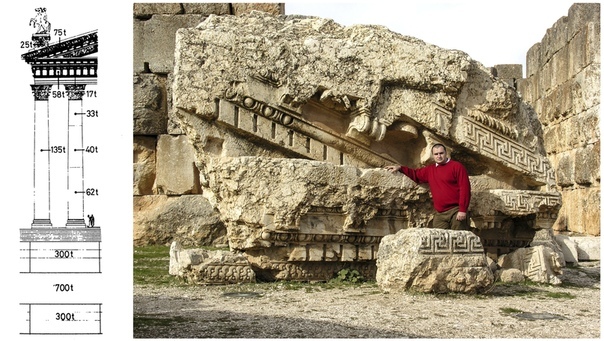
432 143 446 152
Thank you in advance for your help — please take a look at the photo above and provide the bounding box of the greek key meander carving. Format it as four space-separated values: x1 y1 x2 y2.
460 116 554 183
493 190 561 214
419 231 484 254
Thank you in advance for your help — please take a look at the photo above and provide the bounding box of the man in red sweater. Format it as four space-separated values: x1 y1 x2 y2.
385 144 471 230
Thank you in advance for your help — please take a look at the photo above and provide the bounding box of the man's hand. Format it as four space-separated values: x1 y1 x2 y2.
456 212 467 221
384 165 401 173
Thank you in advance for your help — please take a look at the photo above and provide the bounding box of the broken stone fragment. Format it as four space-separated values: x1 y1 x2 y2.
498 245 563 285
169 241 256 284
376 228 494 294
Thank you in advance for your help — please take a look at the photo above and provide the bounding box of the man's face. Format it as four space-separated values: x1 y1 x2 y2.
432 146 447 165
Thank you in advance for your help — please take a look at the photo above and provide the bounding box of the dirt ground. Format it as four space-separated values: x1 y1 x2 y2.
133 261 600 339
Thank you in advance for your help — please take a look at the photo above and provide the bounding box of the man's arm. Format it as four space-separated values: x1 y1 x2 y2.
384 165 428 184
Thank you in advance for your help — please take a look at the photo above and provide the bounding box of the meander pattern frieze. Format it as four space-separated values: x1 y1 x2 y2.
460 115 554 183
492 190 561 214
418 231 484 254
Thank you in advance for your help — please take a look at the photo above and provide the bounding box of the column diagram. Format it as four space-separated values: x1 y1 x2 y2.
20 19 100 274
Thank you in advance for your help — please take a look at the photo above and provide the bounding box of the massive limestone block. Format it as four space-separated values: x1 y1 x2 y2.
166 11 562 281
134 195 227 247
376 228 494 294
204 156 433 280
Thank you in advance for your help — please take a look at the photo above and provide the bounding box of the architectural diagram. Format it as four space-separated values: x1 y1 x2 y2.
18 7 102 335
20 7 101 274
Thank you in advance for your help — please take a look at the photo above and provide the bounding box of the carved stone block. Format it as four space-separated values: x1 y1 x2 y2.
376 228 494 293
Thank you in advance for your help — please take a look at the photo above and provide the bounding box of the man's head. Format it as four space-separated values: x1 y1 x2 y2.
431 143 448 165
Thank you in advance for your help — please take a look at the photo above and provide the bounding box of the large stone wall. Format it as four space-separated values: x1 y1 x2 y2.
518 3 600 236
133 3 284 246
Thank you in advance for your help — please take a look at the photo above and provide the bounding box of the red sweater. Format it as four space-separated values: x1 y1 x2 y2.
399 159 471 213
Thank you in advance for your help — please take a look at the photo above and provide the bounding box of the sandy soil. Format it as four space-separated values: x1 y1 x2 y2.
133 261 600 339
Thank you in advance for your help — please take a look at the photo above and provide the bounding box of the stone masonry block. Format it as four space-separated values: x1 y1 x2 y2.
134 73 168 135
156 134 200 195
134 3 183 18
574 144 599 186
133 136 157 195
182 3 230 15
568 3 601 40
556 188 601 235
540 15 569 65
569 236 601 260
133 19 145 74
232 3 284 16
526 43 541 78
143 14 207 74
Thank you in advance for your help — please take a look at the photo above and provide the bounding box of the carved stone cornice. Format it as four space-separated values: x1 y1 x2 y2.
458 115 555 185
488 189 561 215
217 95 399 167
469 110 519 140
345 107 387 143
260 230 383 245
251 69 282 87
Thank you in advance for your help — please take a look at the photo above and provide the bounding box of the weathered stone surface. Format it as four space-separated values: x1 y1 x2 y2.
169 241 255 284
498 245 563 285
376 228 494 294
143 14 207 73
173 10 557 189
554 234 579 264
133 195 227 247
530 228 566 267
133 136 157 195
134 3 183 17
491 64 522 88
521 3 600 236
156 134 200 195
134 73 167 135
498 268 525 283
569 236 600 260
555 187 600 235
232 3 284 16
205 157 431 250
182 3 230 15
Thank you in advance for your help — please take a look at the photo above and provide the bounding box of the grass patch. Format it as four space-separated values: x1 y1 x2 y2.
134 245 183 287
500 307 524 315
545 292 576 299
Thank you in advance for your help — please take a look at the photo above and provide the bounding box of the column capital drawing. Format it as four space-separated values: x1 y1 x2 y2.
30 84 52 101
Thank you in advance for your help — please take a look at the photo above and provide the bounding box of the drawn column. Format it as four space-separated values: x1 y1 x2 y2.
31 84 53 228
65 84 86 228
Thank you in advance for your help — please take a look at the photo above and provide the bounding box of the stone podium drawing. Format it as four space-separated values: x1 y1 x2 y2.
157 11 564 283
